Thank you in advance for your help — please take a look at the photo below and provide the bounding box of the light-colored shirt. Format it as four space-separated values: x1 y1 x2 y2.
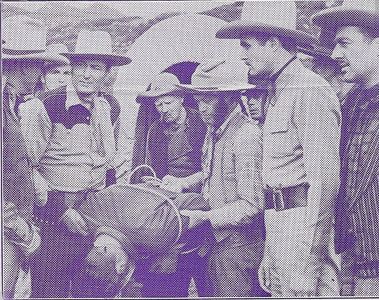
262 58 341 284
19 83 116 192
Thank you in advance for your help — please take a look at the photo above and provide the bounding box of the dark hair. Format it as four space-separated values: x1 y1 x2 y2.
359 26 379 41
252 32 296 53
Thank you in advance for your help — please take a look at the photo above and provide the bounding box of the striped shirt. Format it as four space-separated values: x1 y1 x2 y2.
344 85 379 269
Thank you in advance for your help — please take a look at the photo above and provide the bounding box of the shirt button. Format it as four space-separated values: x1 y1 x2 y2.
86 116 90 120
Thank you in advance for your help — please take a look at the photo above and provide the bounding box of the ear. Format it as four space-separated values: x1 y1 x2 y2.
372 37 379 56
115 250 128 274
267 37 280 52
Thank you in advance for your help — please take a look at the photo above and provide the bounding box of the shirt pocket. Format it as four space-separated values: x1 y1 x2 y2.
269 119 293 158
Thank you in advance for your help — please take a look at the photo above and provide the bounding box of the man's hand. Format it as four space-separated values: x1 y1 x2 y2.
180 210 208 229
5 216 33 242
289 265 319 297
33 169 50 206
160 175 187 193
61 208 88 235
258 257 272 294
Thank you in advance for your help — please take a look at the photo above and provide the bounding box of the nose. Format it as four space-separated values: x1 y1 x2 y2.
331 45 342 61
198 101 207 113
241 49 248 61
83 66 92 79
161 104 169 113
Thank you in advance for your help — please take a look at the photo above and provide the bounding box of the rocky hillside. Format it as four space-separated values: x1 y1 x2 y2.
2 1 341 54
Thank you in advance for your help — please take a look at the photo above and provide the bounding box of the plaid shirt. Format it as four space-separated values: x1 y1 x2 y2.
201 106 264 238
343 85 379 273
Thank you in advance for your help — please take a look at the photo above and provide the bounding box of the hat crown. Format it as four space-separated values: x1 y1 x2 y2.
340 0 378 11
46 43 69 54
2 15 47 51
192 60 249 87
74 30 113 55
149 72 181 92
241 1 297 31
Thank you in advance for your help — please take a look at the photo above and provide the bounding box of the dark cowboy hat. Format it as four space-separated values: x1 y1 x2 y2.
312 0 379 31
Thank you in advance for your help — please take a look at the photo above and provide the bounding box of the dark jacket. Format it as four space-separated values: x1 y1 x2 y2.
335 85 379 258
146 107 206 179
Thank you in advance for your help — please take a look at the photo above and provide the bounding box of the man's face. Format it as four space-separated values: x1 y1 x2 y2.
246 94 264 121
42 64 72 91
71 59 108 97
154 95 184 124
331 26 378 85
5 60 43 94
240 37 272 78
195 94 223 127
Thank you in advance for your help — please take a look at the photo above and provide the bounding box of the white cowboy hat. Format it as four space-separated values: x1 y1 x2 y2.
62 30 131 66
2 15 69 64
312 0 379 31
44 43 70 66
176 59 255 93
138 72 184 100
216 1 317 46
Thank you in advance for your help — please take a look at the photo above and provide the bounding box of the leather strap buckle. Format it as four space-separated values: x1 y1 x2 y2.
272 187 285 211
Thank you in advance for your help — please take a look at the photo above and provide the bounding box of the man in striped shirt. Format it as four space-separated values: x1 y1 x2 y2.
312 0 379 296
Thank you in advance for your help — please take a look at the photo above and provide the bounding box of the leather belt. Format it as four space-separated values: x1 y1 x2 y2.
264 183 309 211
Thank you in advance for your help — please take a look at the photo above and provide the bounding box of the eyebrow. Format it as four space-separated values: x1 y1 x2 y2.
334 37 351 44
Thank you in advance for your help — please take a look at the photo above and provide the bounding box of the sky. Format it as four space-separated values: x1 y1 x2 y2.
5 1 236 17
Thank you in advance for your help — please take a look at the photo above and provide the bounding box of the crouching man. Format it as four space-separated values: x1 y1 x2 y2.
74 183 211 298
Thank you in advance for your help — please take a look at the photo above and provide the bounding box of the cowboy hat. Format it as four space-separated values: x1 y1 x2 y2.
297 42 337 63
2 15 69 64
138 72 184 100
216 1 317 46
312 0 379 31
176 60 255 93
62 30 131 66
43 43 71 66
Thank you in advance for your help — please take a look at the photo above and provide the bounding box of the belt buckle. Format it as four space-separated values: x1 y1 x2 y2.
272 187 285 211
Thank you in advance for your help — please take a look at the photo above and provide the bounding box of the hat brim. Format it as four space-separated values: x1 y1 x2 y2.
138 88 184 100
176 83 256 94
297 45 334 60
216 21 318 46
2 52 69 64
312 7 379 31
62 53 131 66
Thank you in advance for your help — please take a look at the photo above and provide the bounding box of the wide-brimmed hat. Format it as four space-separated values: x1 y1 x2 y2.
312 0 379 31
2 15 70 64
43 43 70 66
62 30 131 66
176 60 255 93
138 72 184 100
216 1 317 46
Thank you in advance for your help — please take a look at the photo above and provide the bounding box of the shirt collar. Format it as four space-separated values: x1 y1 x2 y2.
358 84 379 109
214 105 241 139
65 82 84 110
273 57 300 97
65 82 106 111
